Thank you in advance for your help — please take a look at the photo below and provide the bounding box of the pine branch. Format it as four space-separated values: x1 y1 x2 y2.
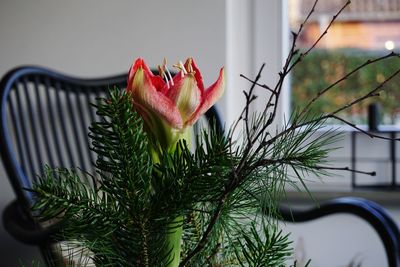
234 222 292 267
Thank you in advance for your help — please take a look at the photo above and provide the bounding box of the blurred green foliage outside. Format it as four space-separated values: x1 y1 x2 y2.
291 49 400 125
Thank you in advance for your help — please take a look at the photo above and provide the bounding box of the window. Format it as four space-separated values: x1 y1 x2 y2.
289 0 400 125
226 0 400 190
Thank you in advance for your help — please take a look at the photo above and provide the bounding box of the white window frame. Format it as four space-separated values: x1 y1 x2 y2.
224 0 289 130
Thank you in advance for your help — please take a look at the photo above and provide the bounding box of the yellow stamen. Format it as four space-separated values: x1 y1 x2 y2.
187 58 193 73
173 60 188 78
158 65 165 78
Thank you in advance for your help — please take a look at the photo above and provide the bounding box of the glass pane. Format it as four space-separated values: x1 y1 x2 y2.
289 0 400 125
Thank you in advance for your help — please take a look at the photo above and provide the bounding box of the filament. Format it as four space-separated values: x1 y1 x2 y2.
179 61 188 75
165 65 174 86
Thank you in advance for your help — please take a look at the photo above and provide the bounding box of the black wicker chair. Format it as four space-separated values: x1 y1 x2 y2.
0 66 399 266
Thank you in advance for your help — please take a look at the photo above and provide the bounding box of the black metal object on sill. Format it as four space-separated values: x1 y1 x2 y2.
351 103 399 189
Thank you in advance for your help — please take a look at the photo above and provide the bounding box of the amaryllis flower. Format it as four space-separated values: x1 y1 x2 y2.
127 57 225 149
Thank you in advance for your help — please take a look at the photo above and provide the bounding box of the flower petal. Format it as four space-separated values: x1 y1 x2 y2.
128 58 166 92
186 67 225 126
184 58 205 93
127 61 183 129
167 73 201 123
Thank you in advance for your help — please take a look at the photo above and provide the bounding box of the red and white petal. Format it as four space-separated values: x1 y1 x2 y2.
128 65 183 129
186 67 225 126
167 74 202 122
128 58 165 92
184 58 205 93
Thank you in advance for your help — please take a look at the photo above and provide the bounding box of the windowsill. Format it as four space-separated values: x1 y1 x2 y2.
311 124 400 133
284 188 400 206
285 123 400 207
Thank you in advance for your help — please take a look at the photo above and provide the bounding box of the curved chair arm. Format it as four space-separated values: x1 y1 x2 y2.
2 199 59 245
279 197 400 267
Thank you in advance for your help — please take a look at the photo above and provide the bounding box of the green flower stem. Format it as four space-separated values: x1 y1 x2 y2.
150 128 191 266
165 216 183 267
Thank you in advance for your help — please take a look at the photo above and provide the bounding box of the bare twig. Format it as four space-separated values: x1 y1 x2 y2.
228 65 266 143
179 193 228 267
302 0 351 58
314 166 376 176
287 0 351 74
180 0 398 264
330 68 400 116
261 66 400 149
240 74 275 93
247 0 352 154
295 0 319 37
244 64 266 145
330 115 400 141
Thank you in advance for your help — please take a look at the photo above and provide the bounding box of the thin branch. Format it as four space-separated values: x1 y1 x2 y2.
230 0 355 204
233 0 347 158
179 193 228 267
240 64 266 166
181 1 397 265
330 115 400 141
287 0 351 73
240 74 274 93
247 0 350 153
245 64 266 123
331 67 400 116
229 65 266 144
263 66 400 149
244 157 373 179
314 165 376 176
296 0 319 37
303 0 351 58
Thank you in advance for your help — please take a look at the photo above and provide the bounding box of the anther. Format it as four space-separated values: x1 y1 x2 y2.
158 65 165 78
173 60 188 77
187 58 194 73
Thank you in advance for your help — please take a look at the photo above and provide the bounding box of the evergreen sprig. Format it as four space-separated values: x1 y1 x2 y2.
30 86 358 267
32 88 333 266
33 89 173 266
234 222 292 267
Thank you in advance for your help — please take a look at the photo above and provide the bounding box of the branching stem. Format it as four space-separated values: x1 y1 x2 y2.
181 0 399 265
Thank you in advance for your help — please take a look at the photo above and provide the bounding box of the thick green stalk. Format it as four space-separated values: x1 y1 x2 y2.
150 128 191 267
165 216 183 267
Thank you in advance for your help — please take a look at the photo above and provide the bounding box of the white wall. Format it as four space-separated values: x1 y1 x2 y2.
0 0 225 264
0 0 225 82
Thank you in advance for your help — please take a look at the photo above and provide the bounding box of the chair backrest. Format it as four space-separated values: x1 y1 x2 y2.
0 66 128 209
0 66 222 211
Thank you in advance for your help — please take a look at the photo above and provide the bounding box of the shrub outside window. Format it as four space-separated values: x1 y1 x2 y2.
289 0 400 125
